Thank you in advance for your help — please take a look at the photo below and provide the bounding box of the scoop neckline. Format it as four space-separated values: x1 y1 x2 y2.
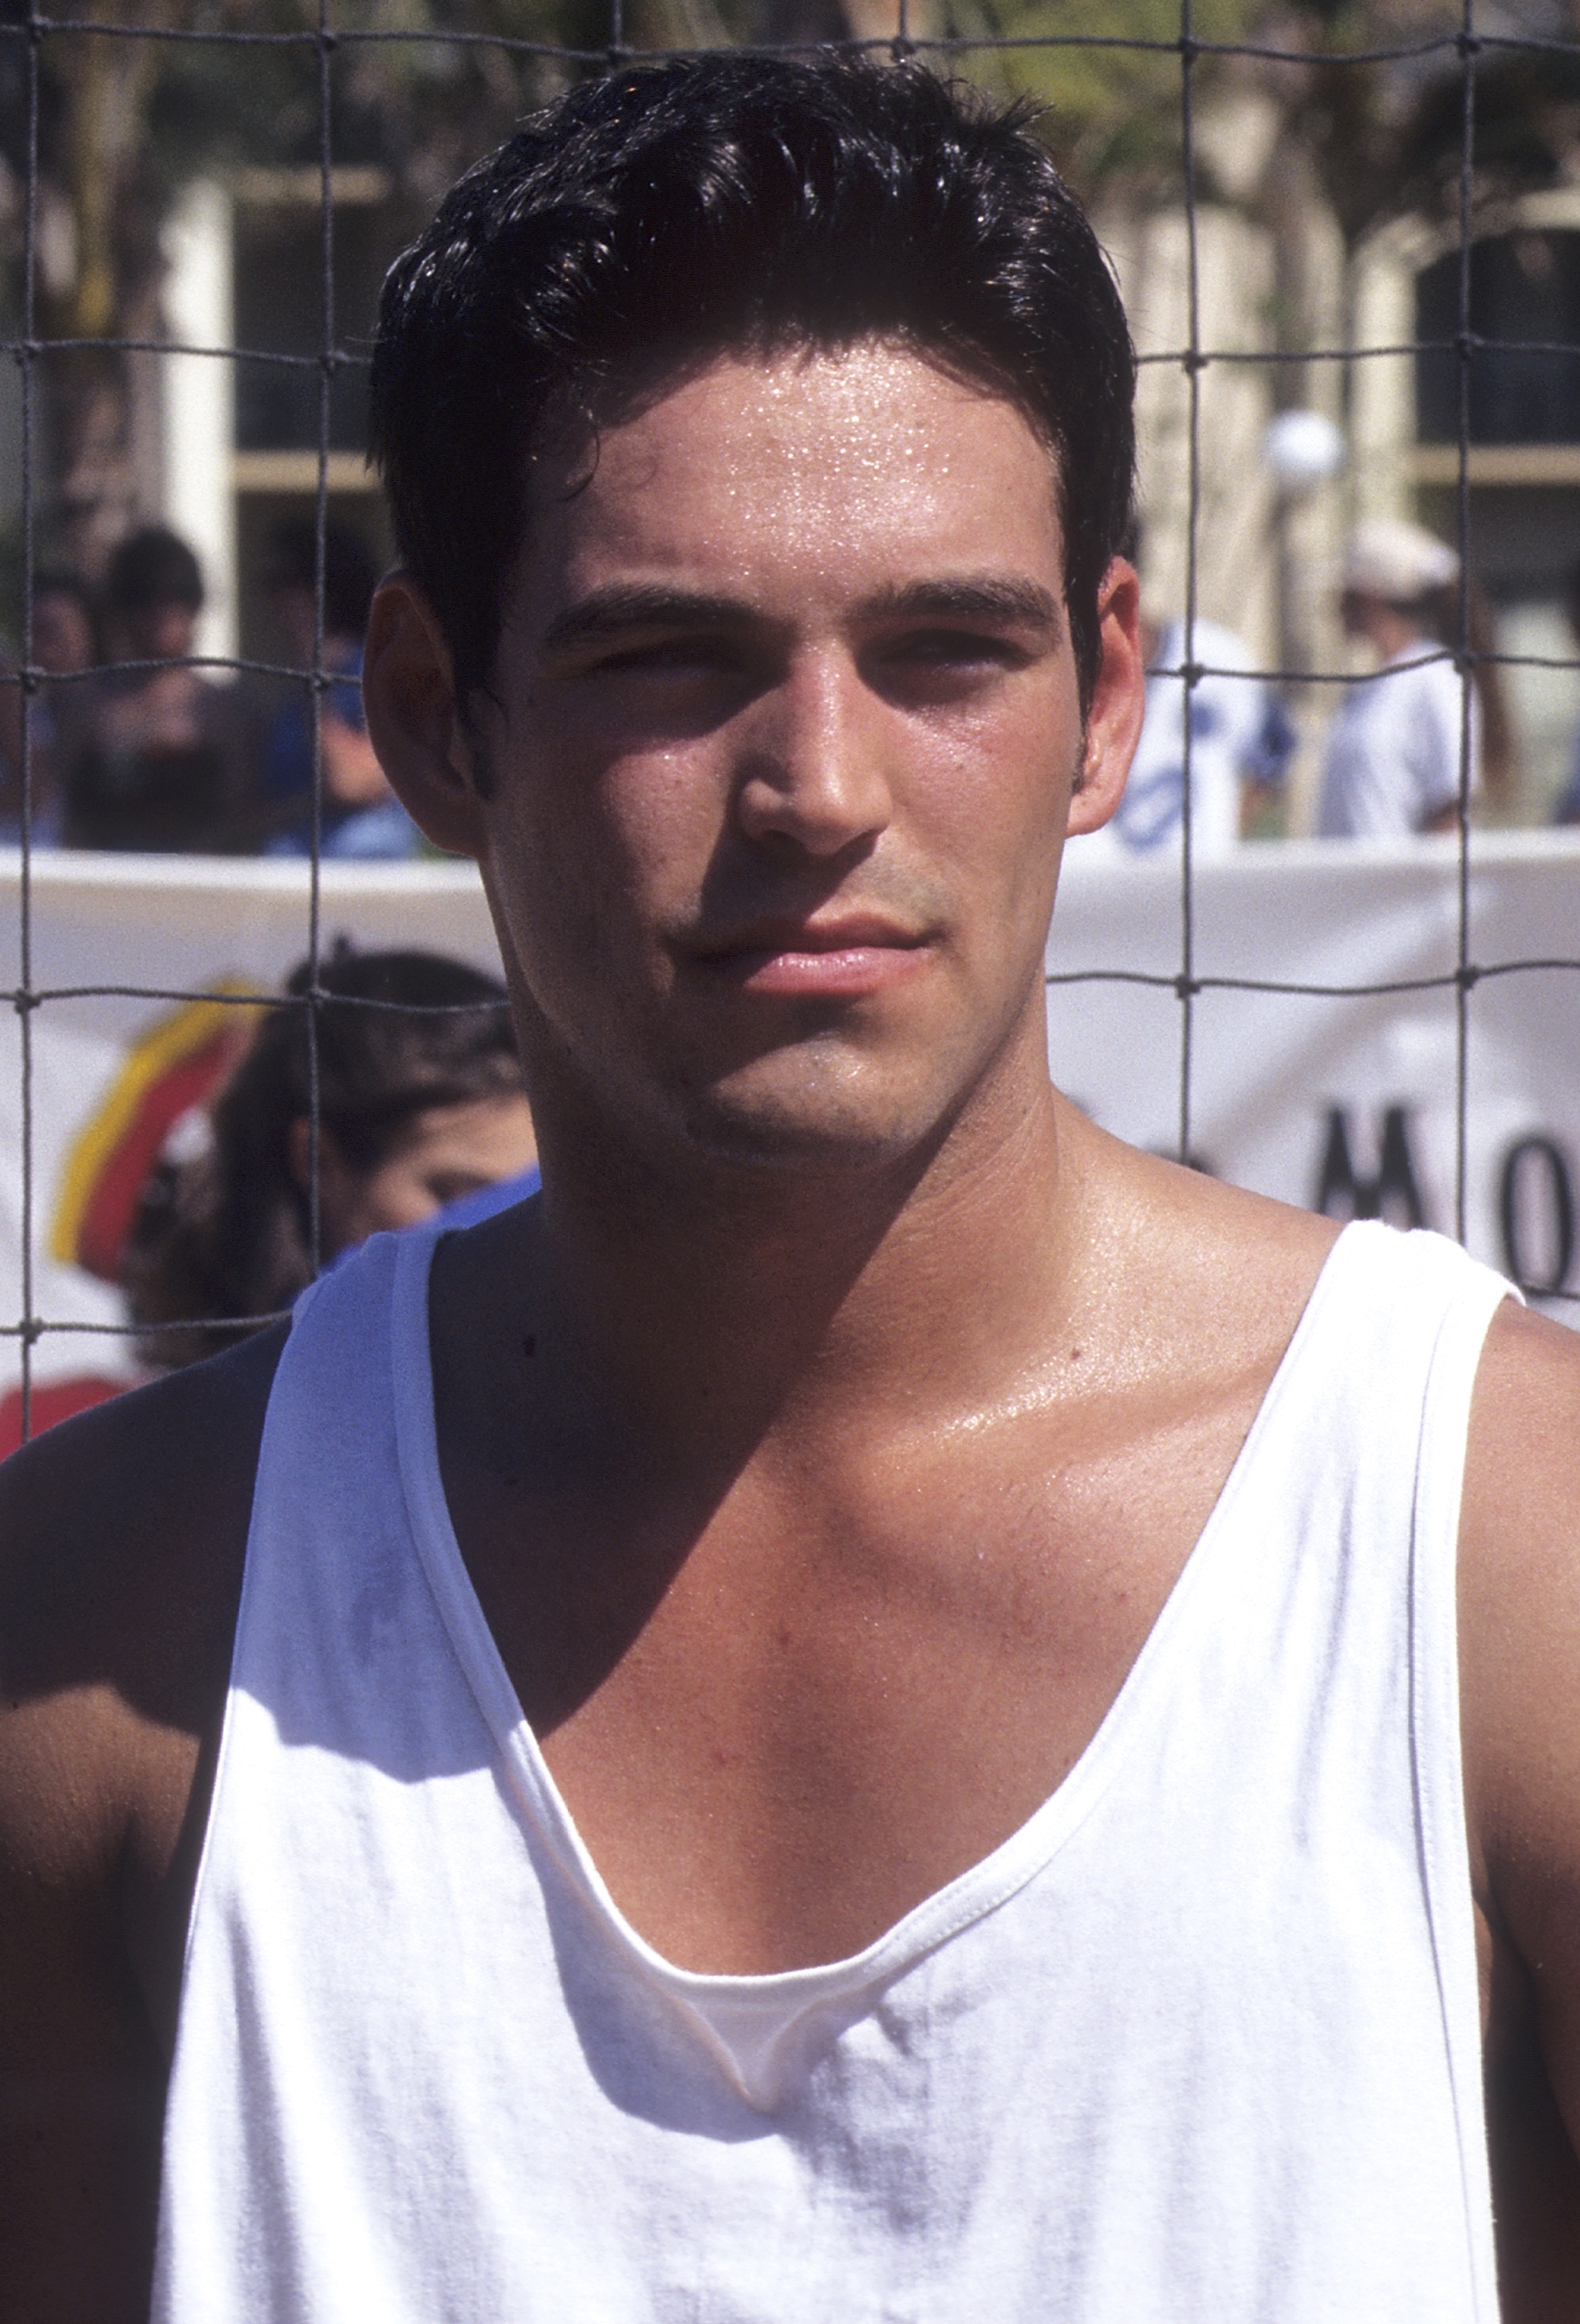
390 1216 1362 2012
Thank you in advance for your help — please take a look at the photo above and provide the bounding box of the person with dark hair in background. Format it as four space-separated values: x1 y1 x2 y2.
256 519 423 859
3 54 1579 2324
125 944 537 1370
0 571 97 846
59 525 259 852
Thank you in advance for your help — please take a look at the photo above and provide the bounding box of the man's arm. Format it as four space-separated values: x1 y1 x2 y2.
1459 1301 1580 2319
0 1329 282 2322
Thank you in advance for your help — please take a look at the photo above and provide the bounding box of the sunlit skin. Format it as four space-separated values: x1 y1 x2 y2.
0 342 1578 2324
368 343 1139 1201
365 346 1361 1982
366 364 1580 2324
287 1091 538 1260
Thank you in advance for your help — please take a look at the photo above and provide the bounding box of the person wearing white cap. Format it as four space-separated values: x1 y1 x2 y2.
1317 517 1475 838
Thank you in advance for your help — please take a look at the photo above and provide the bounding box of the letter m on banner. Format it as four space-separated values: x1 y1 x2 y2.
1313 1107 1428 1230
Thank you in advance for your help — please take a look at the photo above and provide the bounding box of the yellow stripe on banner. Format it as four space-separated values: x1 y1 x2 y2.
49 979 266 1267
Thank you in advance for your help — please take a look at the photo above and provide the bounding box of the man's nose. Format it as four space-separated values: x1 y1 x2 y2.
732 651 894 857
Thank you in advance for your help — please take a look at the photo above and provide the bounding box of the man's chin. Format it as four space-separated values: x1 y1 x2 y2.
672 1074 953 1180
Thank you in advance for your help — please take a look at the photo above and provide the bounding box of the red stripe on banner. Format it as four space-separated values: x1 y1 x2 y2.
0 1374 127 1458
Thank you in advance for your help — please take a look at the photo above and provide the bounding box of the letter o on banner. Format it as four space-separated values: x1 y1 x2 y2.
1499 1137 1576 1296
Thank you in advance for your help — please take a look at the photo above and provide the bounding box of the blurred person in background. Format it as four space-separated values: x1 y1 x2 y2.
257 517 423 860
0 572 96 846
60 526 259 852
1318 518 1513 838
124 944 536 1370
1102 608 1293 858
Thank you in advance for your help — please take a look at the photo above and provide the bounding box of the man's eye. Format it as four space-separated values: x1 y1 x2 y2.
884 631 1025 671
599 637 742 676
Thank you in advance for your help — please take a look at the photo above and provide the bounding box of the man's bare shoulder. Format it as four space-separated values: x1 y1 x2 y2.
1458 1300 1580 1897
0 1326 285 2322
0 1323 285 1735
1456 1303 1580 2308
1459 1300 1580 1834
1139 1139 1341 1271
0 1319 286 1938
1065 1111 1343 1374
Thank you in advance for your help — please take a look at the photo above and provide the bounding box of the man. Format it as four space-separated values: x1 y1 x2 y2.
2 55 1578 2322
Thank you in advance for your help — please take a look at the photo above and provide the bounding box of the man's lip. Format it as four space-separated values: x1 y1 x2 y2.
682 920 935 999
687 916 930 962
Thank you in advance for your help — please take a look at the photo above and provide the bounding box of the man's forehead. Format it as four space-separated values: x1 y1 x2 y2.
538 331 1056 456
516 339 1066 594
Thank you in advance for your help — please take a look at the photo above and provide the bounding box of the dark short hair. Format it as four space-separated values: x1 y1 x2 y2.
105 526 204 614
267 517 380 641
33 570 93 615
369 53 1135 719
124 944 523 1366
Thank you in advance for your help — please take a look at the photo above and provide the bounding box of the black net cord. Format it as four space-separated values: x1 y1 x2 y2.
15 7 43 1443
1454 0 1478 1247
1178 0 1201 1168
304 0 336 1281
9 2 1580 1441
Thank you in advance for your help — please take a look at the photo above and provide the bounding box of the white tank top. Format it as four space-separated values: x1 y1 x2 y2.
154 1217 1510 2323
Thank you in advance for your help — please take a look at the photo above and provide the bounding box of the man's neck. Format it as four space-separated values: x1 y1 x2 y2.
507 1073 1097 1480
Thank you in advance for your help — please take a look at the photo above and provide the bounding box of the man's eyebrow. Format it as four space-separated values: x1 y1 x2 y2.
538 586 754 655
860 577 1063 636
537 574 1064 657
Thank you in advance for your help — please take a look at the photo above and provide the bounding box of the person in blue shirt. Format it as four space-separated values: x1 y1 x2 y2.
259 521 424 859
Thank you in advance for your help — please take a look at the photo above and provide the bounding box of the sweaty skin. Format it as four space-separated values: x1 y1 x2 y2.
2 343 1578 2320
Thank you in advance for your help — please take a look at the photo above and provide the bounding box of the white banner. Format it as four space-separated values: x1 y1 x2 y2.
0 830 1574 1428
1049 827 1580 1323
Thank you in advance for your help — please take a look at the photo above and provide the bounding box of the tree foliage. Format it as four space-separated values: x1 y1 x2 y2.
2 0 1578 566
967 0 1255 193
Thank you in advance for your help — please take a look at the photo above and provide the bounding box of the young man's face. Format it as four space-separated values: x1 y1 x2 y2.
436 341 1139 1174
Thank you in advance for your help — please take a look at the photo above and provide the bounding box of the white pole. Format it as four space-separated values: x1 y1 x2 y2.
159 180 237 673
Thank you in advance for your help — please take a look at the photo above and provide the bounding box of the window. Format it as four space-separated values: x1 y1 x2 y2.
1416 229 1580 445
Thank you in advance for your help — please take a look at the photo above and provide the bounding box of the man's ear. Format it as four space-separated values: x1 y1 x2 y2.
1066 556 1145 837
362 573 488 858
